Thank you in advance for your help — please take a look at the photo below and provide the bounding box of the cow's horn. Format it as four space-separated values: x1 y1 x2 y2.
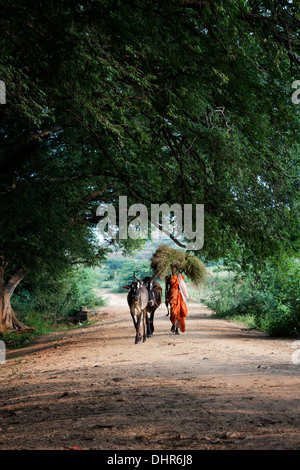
133 271 142 282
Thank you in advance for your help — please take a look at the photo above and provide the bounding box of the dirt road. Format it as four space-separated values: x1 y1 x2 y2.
0 292 299 450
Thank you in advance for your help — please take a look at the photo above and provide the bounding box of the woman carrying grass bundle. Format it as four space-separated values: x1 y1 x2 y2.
166 266 189 334
151 245 207 335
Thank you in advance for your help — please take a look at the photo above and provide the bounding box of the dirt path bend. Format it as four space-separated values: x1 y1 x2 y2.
0 292 299 450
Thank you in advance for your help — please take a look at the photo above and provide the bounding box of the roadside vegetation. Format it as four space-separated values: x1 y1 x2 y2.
3 266 106 349
3 232 298 349
193 257 300 338
3 247 299 350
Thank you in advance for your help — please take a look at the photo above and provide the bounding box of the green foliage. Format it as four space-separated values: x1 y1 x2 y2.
97 257 153 292
1 0 299 273
12 266 106 320
0 1 299 335
1 330 35 350
204 257 300 337
2 265 107 346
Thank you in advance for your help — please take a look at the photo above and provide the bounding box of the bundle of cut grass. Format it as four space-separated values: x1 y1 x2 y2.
150 244 207 285
184 252 207 285
150 244 172 279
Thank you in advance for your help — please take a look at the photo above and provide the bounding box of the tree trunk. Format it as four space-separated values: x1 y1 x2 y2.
0 266 29 332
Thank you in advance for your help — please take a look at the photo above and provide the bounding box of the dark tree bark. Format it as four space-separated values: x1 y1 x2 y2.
0 264 29 332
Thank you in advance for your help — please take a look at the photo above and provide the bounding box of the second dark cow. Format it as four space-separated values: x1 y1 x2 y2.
142 276 162 338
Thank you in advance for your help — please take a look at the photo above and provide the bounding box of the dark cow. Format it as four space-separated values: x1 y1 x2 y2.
142 276 162 338
123 272 149 344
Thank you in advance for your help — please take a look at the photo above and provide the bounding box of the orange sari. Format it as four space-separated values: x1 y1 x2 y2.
167 274 188 332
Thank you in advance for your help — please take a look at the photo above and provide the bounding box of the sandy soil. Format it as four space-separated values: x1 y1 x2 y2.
0 291 299 450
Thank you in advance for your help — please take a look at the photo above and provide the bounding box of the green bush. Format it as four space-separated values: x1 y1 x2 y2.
12 266 106 324
204 257 300 337
97 258 153 292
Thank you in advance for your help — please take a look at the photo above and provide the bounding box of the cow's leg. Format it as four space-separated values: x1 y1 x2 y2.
135 311 142 344
150 310 155 336
131 307 141 344
142 309 147 342
146 310 154 337
146 311 150 336
146 311 152 337
131 311 137 329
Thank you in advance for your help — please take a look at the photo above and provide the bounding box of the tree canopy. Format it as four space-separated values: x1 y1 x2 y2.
0 0 299 330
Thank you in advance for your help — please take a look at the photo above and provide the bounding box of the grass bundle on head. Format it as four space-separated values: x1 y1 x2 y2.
150 245 207 285
184 252 207 285
150 245 173 279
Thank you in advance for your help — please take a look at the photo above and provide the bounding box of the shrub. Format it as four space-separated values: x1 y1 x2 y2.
204 257 300 338
12 266 106 325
